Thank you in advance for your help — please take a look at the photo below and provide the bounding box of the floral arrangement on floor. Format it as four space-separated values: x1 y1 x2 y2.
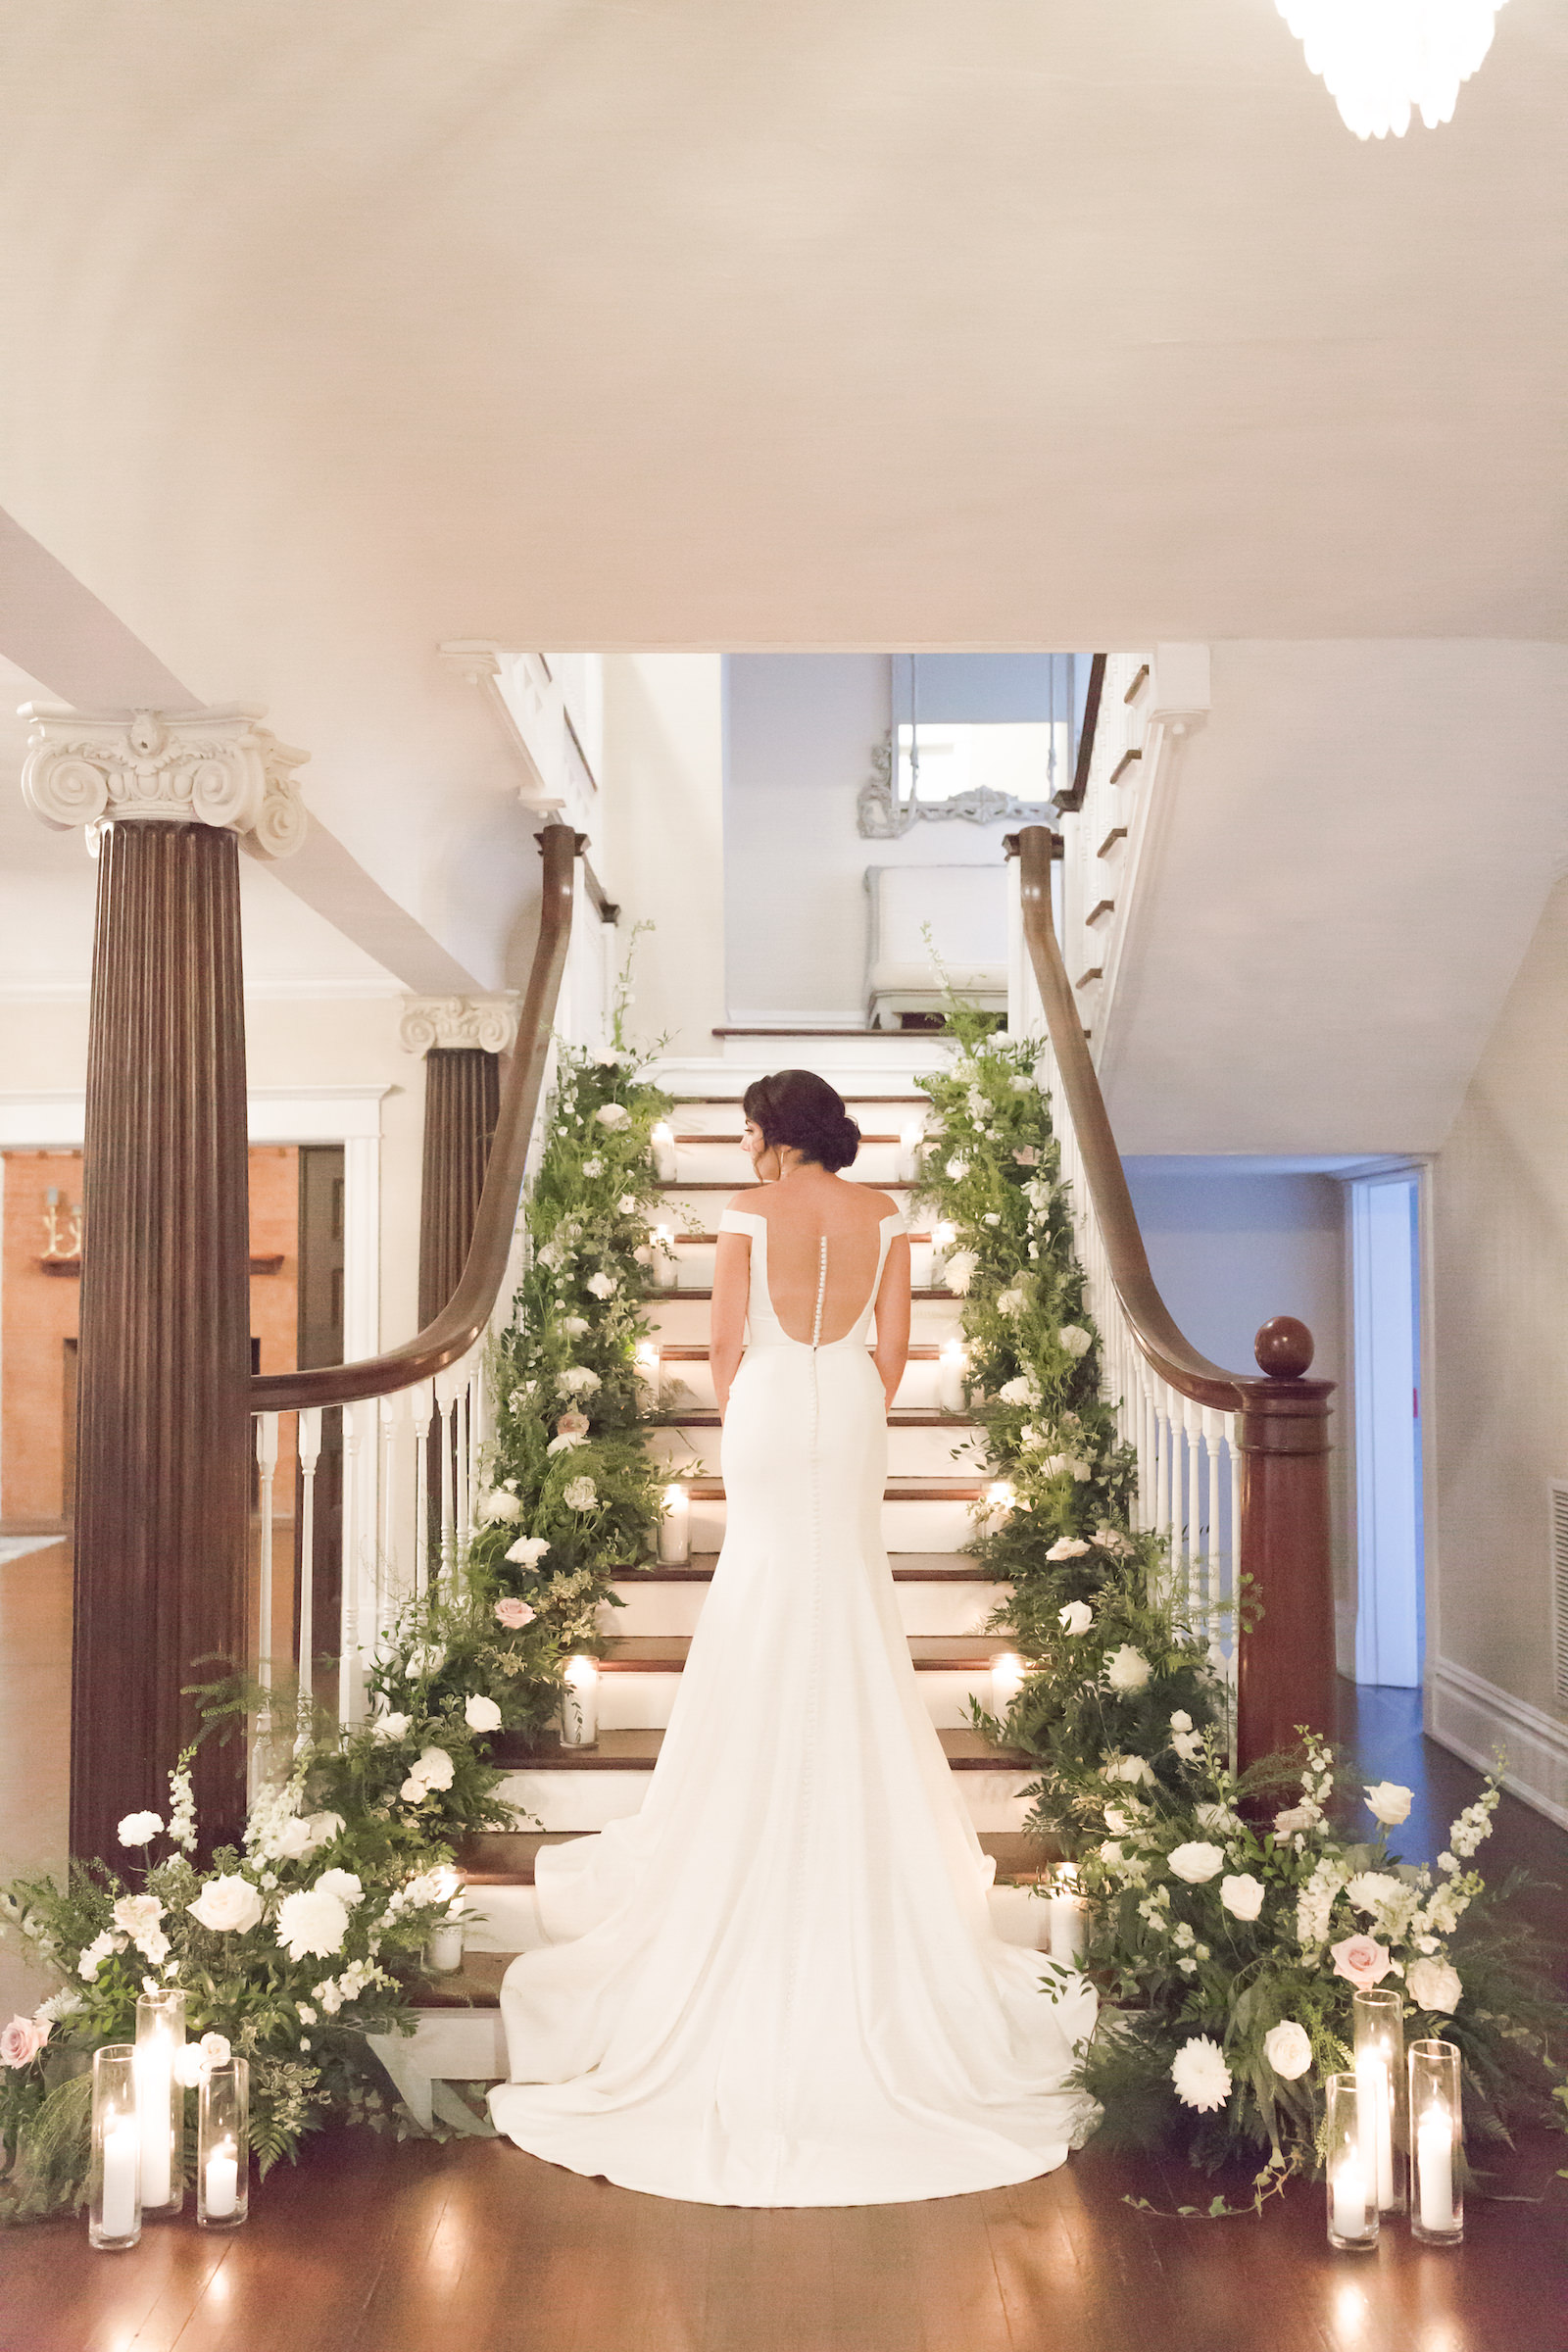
915 999 1567 2185
368 1022 673 1750
0 1710 514 2218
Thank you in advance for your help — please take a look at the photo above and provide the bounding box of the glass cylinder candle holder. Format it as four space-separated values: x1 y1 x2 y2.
651 1123 677 1182
197 2058 249 2230
651 1226 678 1289
134 1988 185 2217
1409 2038 1463 2245
562 1654 600 1747
1048 1866 1088 1965
1324 2072 1379 2251
1351 1986 1406 2215
937 1341 968 1415
989 1651 1027 1721
658 1482 690 1565
930 1222 956 1285
88 2044 142 2251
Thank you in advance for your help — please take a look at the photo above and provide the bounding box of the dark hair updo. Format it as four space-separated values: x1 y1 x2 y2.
742 1069 861 1174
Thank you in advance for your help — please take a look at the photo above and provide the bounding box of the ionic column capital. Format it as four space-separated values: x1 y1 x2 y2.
400 994 520 1055
21 704 309 859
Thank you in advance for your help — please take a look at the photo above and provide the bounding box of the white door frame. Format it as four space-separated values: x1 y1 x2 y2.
1348 1162 1428 1688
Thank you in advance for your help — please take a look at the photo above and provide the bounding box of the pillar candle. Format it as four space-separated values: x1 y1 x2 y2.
1416 2111 1456 2233
651 1123 677 1182
651 1226 677 1288
136 2044 172 2208
659 1482 690 1565
1331 2152 1368 2241
938 1341 968 1414
203 2140 239 2222
1355 2050 1395 2212
101 2116 140 2241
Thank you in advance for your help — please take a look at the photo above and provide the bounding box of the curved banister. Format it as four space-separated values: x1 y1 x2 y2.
1009 826 1266 1410
252 823 579 1411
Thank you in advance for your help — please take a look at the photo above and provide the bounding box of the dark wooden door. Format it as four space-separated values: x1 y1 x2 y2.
293 1147 345 1701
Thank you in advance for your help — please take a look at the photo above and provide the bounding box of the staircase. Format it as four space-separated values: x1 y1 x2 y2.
391 1049 1054 2117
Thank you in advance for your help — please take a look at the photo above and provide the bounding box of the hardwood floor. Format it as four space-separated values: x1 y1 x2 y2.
2 1541 1565 2349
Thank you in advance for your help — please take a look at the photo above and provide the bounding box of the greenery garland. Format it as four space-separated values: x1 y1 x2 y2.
916 1000 1565 2184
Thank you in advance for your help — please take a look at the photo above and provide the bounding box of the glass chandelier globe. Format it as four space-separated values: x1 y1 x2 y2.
1276 0 1508 139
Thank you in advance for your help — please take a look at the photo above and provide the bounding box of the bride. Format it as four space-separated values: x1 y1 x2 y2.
488 1068 1095 2205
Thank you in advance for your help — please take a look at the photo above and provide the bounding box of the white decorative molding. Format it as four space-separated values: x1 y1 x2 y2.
1429 1654 1568 1831
20 705 309 858
399 995 520 1055
437 641 565 813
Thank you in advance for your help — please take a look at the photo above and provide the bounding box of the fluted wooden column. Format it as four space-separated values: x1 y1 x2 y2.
417 1052 503 1323
23 704 309 1860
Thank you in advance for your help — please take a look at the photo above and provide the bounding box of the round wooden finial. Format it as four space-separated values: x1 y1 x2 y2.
1254 1315 1314 1379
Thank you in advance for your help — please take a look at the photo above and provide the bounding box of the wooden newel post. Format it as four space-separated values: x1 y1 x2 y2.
1236 1315 1337 1771
22 705 310 1862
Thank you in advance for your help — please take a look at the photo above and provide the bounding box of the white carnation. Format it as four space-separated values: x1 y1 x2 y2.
944 1250 979 1295
476 1488 523 1526
563 1477 599 1510
117 1810 164 1847
1170 2036 1232 2113
274 1887 350 1964
585 1271 618 1299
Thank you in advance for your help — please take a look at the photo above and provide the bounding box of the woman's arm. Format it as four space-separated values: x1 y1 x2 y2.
710 1225 752 1419
871 1232 911 1413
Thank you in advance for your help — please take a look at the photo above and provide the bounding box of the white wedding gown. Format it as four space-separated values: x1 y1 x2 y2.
488 1205 1096 2206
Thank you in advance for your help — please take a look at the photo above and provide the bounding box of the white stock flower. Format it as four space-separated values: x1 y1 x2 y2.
187 1875 265 1935
274 1887 351 1964
944 1250 979 1295
1168 1841 1226 1885
1058 1600 1094 1636
585 1271 618 1299
1263 2021 1313 2080
1105 1645 1152 1693
594 1102 630 1129
476 1488 523 1526
563 1477 599 1510
1056 1324 1092 1359
369 1711 411 1742
556 1366 602 1396
1046 1538 1090 1561
1364 1781 1413 1828
1170 2036 1232 2113
117 1810 164 1847
464 1694 503 1733
1219 1873 1265 1922
1406 1957 1462 2013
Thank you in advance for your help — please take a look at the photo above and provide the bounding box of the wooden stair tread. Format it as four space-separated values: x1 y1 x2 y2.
613 1553 1006 1585
651 1285 956 1302
676 1472 985 1500
584 1634 1011 1673
452 1827 1055 1892
645 1406 977 1430
488 1726 1031 1772
657 1343 944 1363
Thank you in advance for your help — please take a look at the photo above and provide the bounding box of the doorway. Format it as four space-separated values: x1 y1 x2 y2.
1350 1171 1425 1688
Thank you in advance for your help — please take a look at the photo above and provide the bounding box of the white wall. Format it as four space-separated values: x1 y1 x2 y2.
724 655 1018 1025
595 655 725 1059
1122 1158 1352 1658
1427 873 1568 1821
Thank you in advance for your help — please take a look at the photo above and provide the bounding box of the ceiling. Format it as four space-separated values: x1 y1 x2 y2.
0 2 1561 988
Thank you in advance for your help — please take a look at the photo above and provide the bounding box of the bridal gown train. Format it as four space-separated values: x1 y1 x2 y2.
488 1205 1097 2206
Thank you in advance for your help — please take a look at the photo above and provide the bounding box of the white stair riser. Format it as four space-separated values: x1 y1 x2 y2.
645 1293 961 1345
498 1765 1035 1836
687 1493 980 1552
605 1577 1008 1639
584 1664 993 1734
650 1355 956 1415
642 1420 986 1479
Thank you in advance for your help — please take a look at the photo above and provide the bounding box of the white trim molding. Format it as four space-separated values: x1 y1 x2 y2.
437 642 566 813
1428 1655 1568 1831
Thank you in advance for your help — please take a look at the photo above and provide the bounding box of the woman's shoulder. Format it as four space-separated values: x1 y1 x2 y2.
719 1191 766 1224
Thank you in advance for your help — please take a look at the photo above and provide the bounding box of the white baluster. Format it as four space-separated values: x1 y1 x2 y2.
297 1406 322 1718
339 1399 372 1727
412 1380 434 1599
436 1371 461 1587
255 1413 278 1694
378 1396 398 1639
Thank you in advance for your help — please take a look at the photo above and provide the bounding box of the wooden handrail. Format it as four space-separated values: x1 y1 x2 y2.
1007 824 1337 1762
252 823 579 1412
1056 653 1105 815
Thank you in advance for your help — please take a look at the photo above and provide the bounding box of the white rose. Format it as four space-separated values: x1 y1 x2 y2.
1406 1957 1462 2013
997 1288 1028 1317
1219 1873 1265 1922
999 1375 1037 1406
312 1869 363 1908
944 1250 979 1295
1067 1457 1093 1482
1170 1711 1193 1733
1168 1841 1226 1885
403 1644 447 1681
274 1887 350 1964
594 1103 631 1129
506 1535 551 1568
477 1489 523 1526
1103 1807 1132 1837
173 2043 207 2089
560 1316 589 1337
198 2032 231 2070
1046 1538 1090 1561
563 1477 599 1510
1171 1729 1204 1763
187 1875 265 1935
117 1810 164 1847
1058 1600 1094 1636
301 1811 344 1852
1273 1803 1318 1838
1364 1781 1413 1827
270 1817 314 1859
586 1271 618 1299
1170 2036 1232 2113
1103 1752 1155 1786
1056 1324 1092 1359
464 1694 503 1733
945 1157 970 1181
556 1366 602 1396
1105 1645 1152 1693
369 1711 411 1742
411 1744 456 1792
1262 2021 1313 2081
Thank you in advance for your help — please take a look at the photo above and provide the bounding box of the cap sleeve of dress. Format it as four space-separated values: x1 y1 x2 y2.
884 1208 909 1238
717 1207 764 1236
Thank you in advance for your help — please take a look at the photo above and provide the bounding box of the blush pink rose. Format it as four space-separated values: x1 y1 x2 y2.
0 2014 50 2069
494 1596 536 1631
556 1410 590 1440
1330 1934 1392 1992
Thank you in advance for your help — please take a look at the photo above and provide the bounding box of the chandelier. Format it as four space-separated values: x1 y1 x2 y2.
1276 0 1508 139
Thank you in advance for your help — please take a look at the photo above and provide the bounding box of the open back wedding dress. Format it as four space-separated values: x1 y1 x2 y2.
488 1201 1096 2206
